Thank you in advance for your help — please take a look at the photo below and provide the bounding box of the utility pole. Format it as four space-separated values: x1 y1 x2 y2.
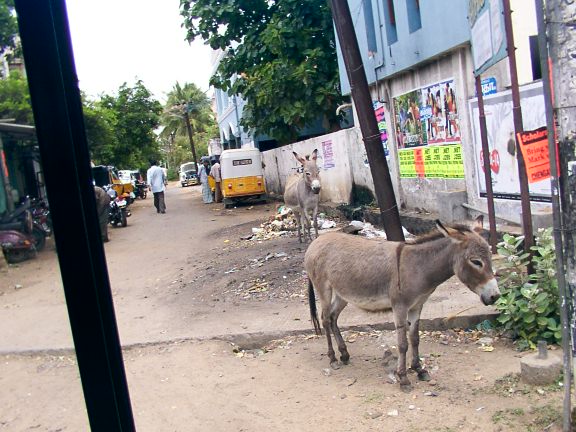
183 108 199 170
536 1 573 429
545 2 576 429
328 0 404 241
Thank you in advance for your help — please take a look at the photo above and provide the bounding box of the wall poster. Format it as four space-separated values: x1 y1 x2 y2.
373 100 389 156
393 78 464 179
468 81 551 202
321 140 335 169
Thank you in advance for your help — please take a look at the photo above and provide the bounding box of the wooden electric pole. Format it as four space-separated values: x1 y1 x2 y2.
328 0 404 241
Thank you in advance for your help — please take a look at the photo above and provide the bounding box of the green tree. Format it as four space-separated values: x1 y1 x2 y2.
82 94 117 165
98 80 163 171
160 82 216 169
180 0 343 144
0 0 18 59
0 70 33 123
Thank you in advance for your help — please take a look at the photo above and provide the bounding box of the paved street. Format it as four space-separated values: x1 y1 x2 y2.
1 183 498 354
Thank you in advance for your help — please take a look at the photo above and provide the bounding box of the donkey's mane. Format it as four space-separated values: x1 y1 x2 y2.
409 224 472 244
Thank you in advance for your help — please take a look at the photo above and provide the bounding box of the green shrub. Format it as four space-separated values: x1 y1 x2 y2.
495 228 560 350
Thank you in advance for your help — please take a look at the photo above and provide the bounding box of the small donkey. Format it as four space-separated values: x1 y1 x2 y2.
284 149 321 242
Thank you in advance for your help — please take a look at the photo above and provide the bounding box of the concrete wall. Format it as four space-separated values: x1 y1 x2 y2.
263 128 364 205
370 48 470 212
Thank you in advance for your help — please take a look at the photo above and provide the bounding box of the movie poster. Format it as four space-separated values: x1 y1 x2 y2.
393 79 464 179
393 79 460 149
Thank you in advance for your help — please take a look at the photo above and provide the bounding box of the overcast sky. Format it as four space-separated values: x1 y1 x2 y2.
65 0 214 102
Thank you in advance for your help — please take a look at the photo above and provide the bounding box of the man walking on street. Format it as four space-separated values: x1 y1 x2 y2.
210 158 222 203
147 160 167 213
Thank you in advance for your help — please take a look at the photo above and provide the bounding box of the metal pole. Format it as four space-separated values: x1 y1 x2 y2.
14 0 136 430
535 2 572 429
328 0 404 241
474 75 498 253
184 110 199 170
502 0 535 259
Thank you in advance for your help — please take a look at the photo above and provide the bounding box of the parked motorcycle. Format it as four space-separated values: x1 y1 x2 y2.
0 229 37 263
30 198 52 251
0 196 33 234
134 180 148 200
105 187 128 227
0 197 40 261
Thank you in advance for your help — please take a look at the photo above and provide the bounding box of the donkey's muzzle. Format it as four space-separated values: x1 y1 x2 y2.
311 180 321 194
479 278 500 305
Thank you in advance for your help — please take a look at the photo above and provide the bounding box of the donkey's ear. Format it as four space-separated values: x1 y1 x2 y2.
293 151 306 164
436 220 466 242
472 215 484 233
311 149 319 161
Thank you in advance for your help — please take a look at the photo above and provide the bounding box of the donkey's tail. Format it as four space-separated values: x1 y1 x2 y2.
308 278 322 335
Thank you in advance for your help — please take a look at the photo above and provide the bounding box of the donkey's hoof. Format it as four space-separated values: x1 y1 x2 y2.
400 382 413 393
417 369 431 382
340 353 350 365
396 372 412 389
330 361 341 370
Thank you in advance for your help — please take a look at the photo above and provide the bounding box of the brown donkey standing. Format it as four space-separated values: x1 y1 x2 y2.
305 217 500 389
284 149 321 242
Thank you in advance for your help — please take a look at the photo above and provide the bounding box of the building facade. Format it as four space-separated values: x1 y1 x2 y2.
334 0 547 224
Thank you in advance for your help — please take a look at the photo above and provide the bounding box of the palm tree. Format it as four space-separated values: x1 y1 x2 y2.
161 82 214 170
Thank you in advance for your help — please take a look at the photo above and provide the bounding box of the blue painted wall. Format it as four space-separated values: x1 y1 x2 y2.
338 0 471 94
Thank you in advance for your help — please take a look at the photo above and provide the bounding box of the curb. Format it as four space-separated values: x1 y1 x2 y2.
0 312 499 357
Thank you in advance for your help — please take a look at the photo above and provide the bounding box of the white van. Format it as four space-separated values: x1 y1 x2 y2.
179 162 198 187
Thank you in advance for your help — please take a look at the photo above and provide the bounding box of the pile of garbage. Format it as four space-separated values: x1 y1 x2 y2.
242 205 412 242
243 205 340 241
344 220 414 240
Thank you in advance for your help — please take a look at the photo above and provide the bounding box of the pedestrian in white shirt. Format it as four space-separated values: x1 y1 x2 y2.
146 160 166 214
209 160 222 203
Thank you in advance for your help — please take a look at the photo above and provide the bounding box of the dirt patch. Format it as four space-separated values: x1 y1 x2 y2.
0 330 565 431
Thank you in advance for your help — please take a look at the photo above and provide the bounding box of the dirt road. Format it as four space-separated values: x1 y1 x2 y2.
0 183 566 431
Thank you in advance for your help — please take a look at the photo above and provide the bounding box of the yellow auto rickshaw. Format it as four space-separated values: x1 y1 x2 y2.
220 148 266 208
92 165 135 201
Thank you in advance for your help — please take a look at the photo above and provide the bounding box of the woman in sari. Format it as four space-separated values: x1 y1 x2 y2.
198 159 213 204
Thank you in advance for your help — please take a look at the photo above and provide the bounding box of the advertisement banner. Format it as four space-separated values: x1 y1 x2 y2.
394 79 460 149
398 145 465 179
517 127 551 184
373 100 389 156
468 81 551 202
394 79 463 179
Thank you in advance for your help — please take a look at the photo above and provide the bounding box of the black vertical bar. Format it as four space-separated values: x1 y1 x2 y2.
474 76 498 253
14 1 136 430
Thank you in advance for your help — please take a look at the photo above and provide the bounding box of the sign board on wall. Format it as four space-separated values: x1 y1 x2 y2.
481 77 497 96
468 81 551 202
322 140 335 169
393 78 464 179
373 100 389 157
517 127 551 184
468 0 507 76
398 145 465 179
